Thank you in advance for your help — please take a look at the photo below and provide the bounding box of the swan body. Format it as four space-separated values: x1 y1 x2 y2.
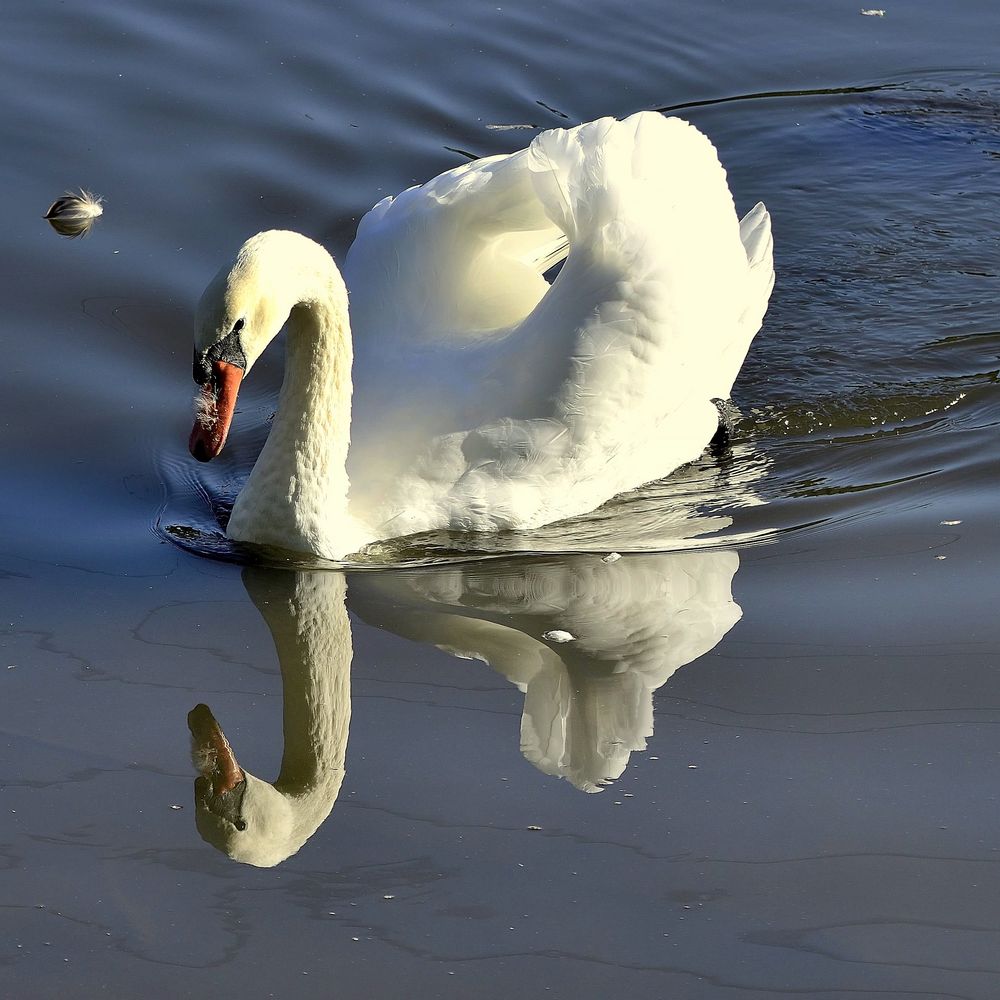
190 112 774 560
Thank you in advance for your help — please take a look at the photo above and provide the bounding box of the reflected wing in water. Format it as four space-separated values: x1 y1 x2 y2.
349 549 742 792
188 548 741 866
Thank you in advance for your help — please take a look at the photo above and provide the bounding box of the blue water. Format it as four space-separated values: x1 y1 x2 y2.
3 1 1000 997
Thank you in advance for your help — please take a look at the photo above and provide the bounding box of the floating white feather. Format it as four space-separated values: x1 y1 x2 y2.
44 189 104 237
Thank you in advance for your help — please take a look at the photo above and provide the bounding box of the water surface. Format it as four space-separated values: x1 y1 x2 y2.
2 1 1000 997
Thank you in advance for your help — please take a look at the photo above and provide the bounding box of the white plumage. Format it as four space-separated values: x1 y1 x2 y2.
190 112 773 560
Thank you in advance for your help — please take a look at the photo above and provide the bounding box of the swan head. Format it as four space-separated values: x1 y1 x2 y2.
188 702 302 868
189 230 339 462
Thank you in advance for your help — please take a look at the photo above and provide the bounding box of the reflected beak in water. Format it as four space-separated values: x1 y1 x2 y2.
188 703 247 815
189 360 244 462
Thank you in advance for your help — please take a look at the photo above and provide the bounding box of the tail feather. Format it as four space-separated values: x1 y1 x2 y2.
739 201 773 269
737 201 774 339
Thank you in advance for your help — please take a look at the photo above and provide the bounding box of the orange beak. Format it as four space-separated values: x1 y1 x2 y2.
188 703 245 797
189 359 244 462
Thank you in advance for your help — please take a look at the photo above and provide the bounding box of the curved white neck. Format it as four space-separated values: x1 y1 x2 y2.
227 285 365 559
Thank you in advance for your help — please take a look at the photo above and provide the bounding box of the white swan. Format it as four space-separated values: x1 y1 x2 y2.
189 112 774 560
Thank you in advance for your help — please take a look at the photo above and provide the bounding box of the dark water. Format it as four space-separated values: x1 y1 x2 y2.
3 0 1000 996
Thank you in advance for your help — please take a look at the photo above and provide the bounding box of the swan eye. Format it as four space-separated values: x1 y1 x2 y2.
232 318 245 334
234 820 247 831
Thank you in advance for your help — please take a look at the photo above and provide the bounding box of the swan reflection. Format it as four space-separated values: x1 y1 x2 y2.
349 551 741 791
189 549 741 865
189 569 351 868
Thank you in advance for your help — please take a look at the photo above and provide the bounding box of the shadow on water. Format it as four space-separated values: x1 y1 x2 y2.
189 548 742 866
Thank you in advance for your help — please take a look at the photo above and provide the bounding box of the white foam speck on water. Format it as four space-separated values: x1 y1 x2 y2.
542 629 575 643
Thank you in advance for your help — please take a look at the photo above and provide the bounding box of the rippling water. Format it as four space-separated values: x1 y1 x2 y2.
3 1 1000 997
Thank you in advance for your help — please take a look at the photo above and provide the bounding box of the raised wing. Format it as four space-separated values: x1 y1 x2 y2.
343 113 771 536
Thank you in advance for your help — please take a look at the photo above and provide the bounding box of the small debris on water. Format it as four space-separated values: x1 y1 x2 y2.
860 7 885 14
940 520 962 526
543 629 575 643
169 804 183 810
602 552 622 563
935 555 947 560
527 825 542 831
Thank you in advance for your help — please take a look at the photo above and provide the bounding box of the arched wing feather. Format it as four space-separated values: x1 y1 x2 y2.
343 113 772 535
